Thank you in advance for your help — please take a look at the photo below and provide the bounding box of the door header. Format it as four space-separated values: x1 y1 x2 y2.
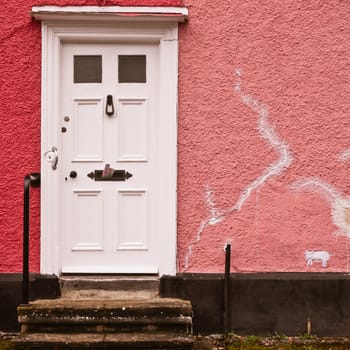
31 6 188 23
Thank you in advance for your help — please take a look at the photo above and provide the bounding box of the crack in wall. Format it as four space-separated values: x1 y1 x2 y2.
183 69 293 271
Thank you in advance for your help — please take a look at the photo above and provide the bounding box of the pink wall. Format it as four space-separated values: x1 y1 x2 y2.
1 0 350 273
177 1 350 273
0 0 181 273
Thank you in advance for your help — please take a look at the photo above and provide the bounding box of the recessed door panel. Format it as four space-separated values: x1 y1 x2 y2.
117 98 148 162
117 190 148 250
72 190 104 251
73 98 103 161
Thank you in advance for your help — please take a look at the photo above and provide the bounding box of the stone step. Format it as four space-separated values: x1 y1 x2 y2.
18 298 192 334
11 332 193 349
59 276 159 299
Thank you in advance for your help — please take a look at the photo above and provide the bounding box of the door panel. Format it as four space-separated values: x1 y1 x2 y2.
72 190 104 251
117 98 149 162
73 98 104 161
61 43 159 273
116 189 148 251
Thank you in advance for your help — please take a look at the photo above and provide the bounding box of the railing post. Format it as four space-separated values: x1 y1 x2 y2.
223 243 231 332
23 173 40 305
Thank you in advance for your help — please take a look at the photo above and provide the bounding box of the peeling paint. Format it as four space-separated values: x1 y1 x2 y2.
184 70 293 270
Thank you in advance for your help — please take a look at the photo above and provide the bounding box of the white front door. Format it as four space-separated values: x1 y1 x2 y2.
60 43 159 273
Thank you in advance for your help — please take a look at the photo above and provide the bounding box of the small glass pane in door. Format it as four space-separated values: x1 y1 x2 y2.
118 55 146 83
74 55 102 83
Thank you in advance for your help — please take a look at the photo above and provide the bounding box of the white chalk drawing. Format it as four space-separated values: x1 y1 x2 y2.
305 250 330 268
183 69 293 270
291 178 350 238
338 149 350 162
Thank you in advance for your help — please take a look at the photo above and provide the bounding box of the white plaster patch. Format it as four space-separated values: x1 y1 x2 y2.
305 250 330 268
183 69 293 270
338 149 350 162
291 178 350 238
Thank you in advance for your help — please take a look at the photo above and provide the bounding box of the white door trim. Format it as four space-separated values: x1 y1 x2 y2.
38 16 180 276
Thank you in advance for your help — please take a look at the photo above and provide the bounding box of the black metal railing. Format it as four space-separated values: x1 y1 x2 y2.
223 244 231 332
23 173 41 305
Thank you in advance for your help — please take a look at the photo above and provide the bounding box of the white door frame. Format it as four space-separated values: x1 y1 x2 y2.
34 7 187 276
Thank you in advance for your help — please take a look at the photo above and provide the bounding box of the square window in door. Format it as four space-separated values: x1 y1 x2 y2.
74 55 102 83
118 55 146 83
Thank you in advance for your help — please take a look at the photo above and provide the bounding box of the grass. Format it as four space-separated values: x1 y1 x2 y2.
195 333 350 350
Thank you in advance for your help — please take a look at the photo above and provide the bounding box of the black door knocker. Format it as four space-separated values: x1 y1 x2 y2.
105 94 115 116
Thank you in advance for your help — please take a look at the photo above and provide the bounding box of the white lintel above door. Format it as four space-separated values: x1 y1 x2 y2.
31 6 188 22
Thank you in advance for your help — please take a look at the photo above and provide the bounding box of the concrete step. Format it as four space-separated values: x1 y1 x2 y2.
11 332 194 349
18 298 193 334
59 276 159 299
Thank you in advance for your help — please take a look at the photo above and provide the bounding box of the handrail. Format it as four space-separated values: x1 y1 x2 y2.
223 243 231 332
23 173 41 305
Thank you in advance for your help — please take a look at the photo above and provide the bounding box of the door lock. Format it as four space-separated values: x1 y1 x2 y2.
69 171 78 179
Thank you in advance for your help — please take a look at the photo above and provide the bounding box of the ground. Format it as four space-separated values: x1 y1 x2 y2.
193 334 350 350
3 332 350 350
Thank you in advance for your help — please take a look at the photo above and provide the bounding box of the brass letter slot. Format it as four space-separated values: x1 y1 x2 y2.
87 169 132 181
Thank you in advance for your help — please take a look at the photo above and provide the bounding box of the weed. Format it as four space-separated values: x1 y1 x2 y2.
299 333 318 340
273 331 288 341
0 341 15 350
244 335 258 344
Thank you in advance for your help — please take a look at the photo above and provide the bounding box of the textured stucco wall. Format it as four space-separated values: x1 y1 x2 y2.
0 3 41 272
1 0 350 273
0 0 181 273
178 1 350 273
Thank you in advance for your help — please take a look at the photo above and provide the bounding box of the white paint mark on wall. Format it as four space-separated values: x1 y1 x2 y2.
205 185 223 225
305 250 330 268
230 69 293 211
338 149 350 162
183 69 293 270
291 178 350 238
184 186 223 270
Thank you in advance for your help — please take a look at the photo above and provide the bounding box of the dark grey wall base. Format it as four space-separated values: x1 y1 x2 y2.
0 273 60 332
160 273 350 336
3 272 350 336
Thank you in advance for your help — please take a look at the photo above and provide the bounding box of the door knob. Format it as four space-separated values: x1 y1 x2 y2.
44 147 58 170
69 171 78 178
